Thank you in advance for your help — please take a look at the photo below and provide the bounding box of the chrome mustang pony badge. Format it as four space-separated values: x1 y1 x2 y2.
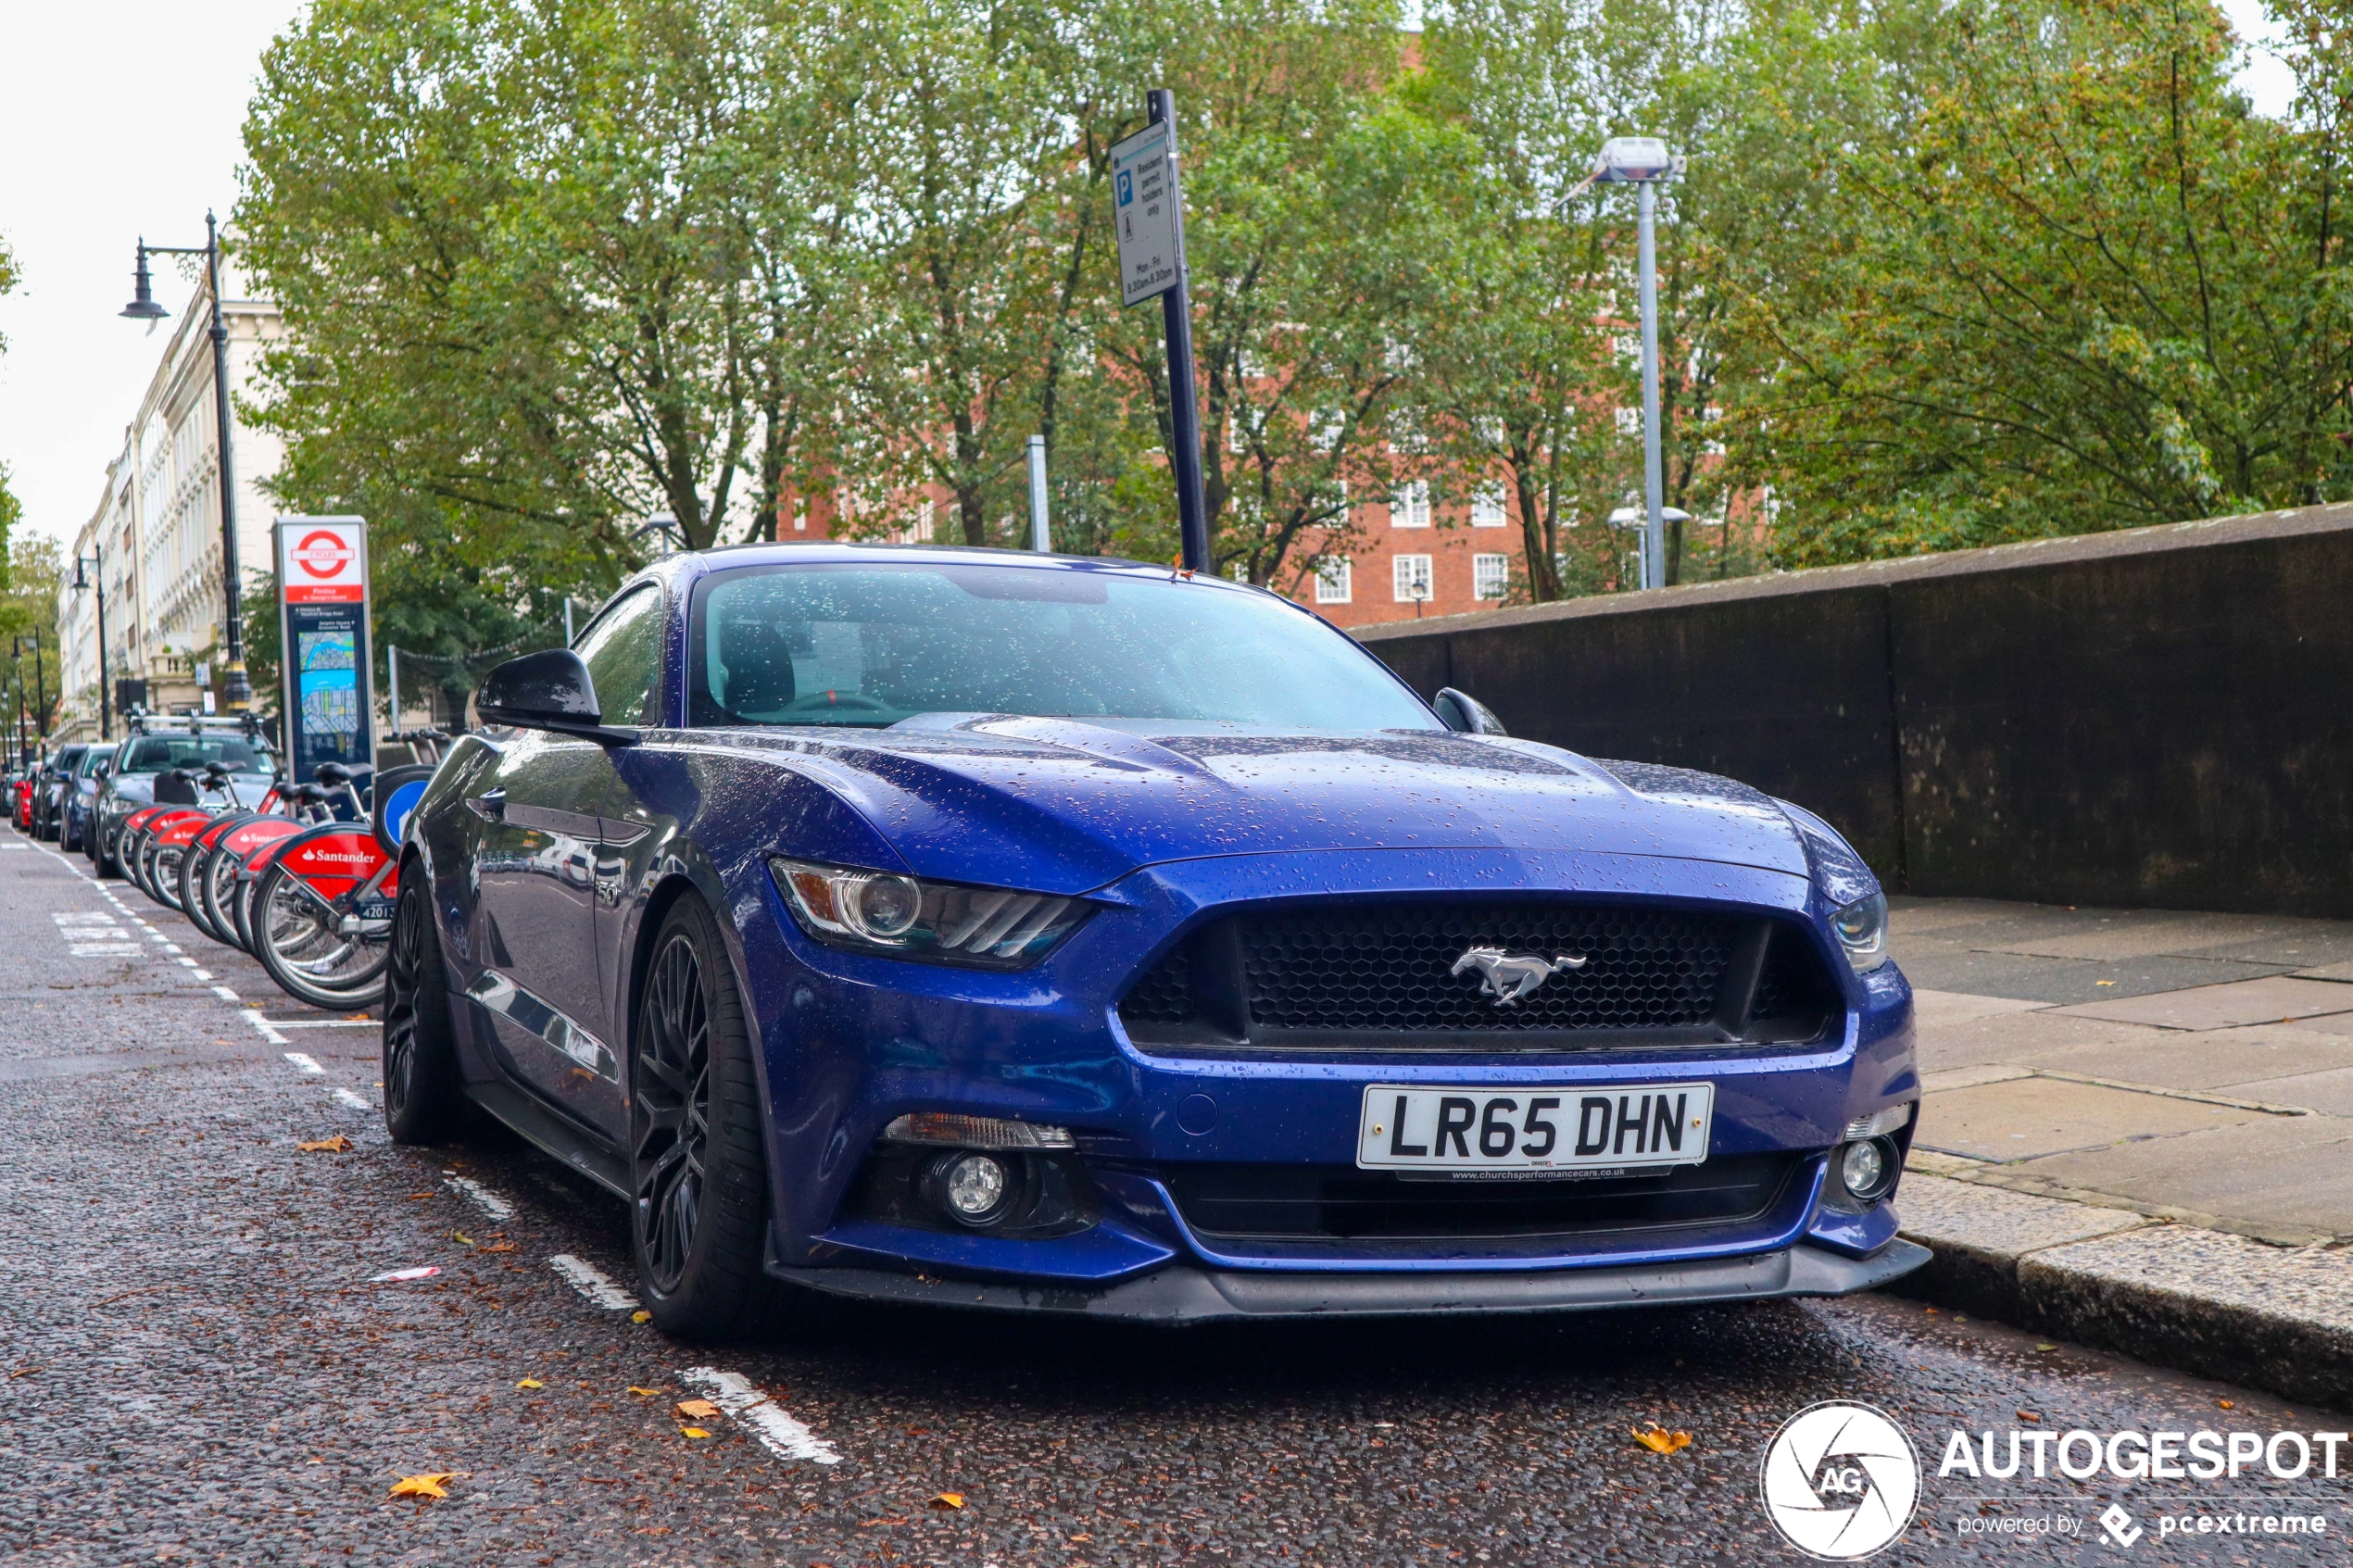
1450 947 1588 1007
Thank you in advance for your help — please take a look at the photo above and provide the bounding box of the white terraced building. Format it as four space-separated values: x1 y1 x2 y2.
51 259 283 745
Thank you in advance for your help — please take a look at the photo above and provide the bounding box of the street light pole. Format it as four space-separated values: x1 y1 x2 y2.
1636 181 1664 592
121 211 253 712
1593 137 1683 592
74 548 112 741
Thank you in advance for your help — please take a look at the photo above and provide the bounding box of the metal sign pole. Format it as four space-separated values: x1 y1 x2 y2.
1113 93 1210 574
1027 434 1051 552
1150 92 1211 575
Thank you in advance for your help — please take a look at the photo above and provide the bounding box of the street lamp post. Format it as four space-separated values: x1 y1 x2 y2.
73 548 112 741
1593 137 1684 592
120 211 253 712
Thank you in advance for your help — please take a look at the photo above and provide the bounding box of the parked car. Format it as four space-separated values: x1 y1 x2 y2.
90 722 277 877
58 743 115 853
31 744 90 841
388 545 1922 1338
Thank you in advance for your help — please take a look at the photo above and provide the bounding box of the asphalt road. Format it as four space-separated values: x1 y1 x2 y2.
5 822 2350 1566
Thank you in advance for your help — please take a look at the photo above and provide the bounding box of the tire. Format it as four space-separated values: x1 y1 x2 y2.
629 897 814 1341
199 846 250 953
382 867 466 1143
252 858 390 1010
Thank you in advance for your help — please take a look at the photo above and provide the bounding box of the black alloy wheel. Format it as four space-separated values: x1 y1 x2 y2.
636 927 714 1294
382 868 465 1143
629 897 824 1341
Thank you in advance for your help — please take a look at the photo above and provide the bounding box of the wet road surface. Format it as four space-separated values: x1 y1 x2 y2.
4 823 2349 1565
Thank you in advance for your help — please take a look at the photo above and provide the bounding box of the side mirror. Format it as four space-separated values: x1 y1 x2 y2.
1433 687 1508 736
475 649 638 744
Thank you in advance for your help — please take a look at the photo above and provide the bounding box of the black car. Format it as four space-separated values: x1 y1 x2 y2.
31 745 90 841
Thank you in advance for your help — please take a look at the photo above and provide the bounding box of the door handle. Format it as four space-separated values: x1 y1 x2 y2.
466 788 507 822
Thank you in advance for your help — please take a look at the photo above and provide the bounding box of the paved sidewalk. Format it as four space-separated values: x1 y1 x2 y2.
1891 896 2353 1404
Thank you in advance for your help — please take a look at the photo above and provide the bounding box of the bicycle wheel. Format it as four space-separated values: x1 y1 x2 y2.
252 834 395 1010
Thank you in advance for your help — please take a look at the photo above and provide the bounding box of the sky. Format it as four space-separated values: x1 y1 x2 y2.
0 0 2302 551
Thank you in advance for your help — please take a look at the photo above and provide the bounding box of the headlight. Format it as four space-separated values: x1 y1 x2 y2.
1831 891 1890 972
768 857 1091 968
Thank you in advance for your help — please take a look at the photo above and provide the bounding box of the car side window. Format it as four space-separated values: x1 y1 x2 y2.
574 585 665 727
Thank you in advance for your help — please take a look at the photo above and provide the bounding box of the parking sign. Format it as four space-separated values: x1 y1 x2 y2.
1110 121 1181 307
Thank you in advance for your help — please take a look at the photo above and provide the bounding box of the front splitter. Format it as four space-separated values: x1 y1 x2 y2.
769 1238 1931 1324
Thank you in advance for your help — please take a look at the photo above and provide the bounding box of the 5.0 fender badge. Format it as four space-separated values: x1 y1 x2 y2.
1450 947 1587 1007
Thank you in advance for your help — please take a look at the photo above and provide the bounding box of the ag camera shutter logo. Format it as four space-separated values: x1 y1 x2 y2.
1759 1400 1920 1560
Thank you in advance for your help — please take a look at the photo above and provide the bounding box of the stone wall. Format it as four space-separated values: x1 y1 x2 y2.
1356 506 2353 916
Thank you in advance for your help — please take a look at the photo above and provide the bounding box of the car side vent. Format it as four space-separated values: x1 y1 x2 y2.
1116 901 1843 1054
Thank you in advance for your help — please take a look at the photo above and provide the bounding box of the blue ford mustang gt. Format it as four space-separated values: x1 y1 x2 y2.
385 543 1926 1338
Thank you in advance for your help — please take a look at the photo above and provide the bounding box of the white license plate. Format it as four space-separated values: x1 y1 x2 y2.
1356 1083 1714 1173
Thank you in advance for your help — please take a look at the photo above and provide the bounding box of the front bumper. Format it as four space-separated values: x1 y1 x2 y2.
771 1237 1931 1323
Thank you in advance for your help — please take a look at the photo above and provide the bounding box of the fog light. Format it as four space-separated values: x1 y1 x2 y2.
1839 1137 1898 1202
942 1153 1009 1223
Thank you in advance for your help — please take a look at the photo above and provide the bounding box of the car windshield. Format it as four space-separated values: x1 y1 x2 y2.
686 561 1439 732
120 737 265 773
77 749 111 776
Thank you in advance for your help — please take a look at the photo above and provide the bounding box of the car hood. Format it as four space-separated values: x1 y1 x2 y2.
714 716 1815 896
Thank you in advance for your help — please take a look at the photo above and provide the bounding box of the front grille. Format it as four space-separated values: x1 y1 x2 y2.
1164 1152 1804 1241
1116 900 1840 1051
1245 906 1735 1033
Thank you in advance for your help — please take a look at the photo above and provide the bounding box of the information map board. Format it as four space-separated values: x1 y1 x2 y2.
274 517 375 785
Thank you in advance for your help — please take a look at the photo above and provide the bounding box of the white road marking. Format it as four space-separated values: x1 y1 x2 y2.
549 1254 640 1311
332 1087 372 1111
242 1010 291 1046
445 1175 515 1221
68 944 143 957
680 1368 841 1465
283 1052 325 1075
211 985 241 1001
270 1019 378 1029
53 912 115 926
162 943 183 955
0 841 25 850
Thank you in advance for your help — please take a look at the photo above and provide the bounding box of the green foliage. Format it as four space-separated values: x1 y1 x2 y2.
236 0 2353 617
1730 0 2353 563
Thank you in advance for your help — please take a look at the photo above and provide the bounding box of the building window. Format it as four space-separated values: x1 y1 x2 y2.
1473 553 1510 600
1471 486 1508 528
1315 558 1353 604
1392 554 1433 603
1390 481 1431 528
909 498 935 543
1615 406 1642 435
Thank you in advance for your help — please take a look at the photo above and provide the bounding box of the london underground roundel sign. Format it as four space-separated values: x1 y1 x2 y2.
279 520 366 603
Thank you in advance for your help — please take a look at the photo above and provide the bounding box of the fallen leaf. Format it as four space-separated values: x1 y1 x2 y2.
1923 1307 1939 1315
1069 1533 1093 1542
451 1233 473 1247
346 1012 371 1022
296 1135 353 1153
679 1427 711 1439
2095 980 2118 986
2219 1399 2234 1410
1631 1423 1692 1454
2034 1343 2057 1352
627 1386 661 1397
931 1492 965 1510
675 1399 721 1421
631 1310 652 1324
516 1379 544 1390
390 1473 455 1499
2017 1411 2041 1423
479 1241 516 1254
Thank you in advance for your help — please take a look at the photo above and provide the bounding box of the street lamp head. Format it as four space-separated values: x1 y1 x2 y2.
1595 136 1681 183
72 558 89 591
120 241 169 321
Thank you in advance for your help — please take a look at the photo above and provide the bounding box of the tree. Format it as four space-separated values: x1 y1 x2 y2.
1731 0 2353 563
